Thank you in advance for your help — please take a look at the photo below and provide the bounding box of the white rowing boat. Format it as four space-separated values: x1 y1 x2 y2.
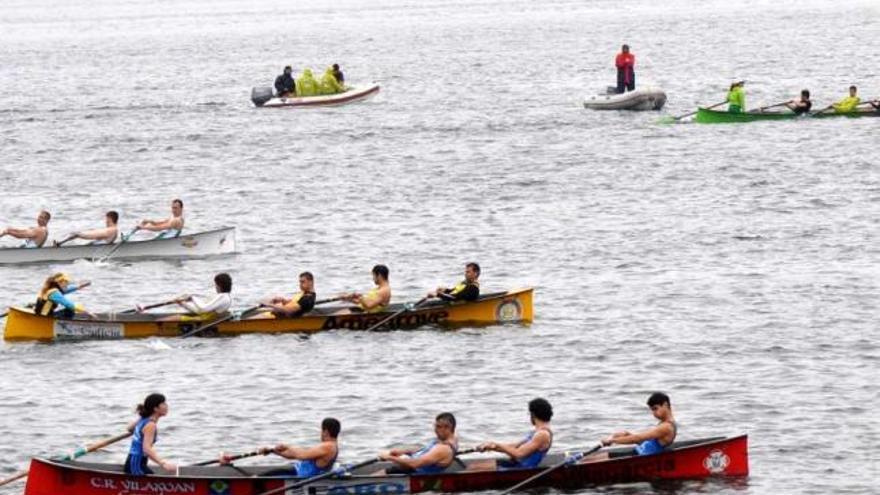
251 83 380 108
0 227 236 264
583 87 667 110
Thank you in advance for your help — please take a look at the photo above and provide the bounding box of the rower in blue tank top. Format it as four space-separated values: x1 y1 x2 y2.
472 398 554 471
377 412 459 475
238 418 340 478
124 393 175 475
601 392 678 456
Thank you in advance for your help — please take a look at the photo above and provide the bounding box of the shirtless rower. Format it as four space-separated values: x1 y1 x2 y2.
139 199 185 239
428 262 480 302
343 264 391 313
593 392 677 459
0 210 50 248
241 418 340 477
262 271 317 318
58 211 119 246
470 398 553 471
376 412 459 475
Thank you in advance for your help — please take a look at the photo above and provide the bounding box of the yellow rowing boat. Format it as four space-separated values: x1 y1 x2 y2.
3 288 533 342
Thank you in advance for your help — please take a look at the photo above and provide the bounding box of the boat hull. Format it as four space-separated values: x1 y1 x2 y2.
23 436 747 495
3 288 533 341
583 88 667 110
254 84 380 108
695 107 880 123
0 227 236 265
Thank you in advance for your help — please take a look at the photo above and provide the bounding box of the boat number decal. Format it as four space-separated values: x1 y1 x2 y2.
54 320 123 340
209 480 230 495
180 237 199 248
702 449 730 474
321 310 449 330
495 299 522 322
304 481 408 495
88 476 197 493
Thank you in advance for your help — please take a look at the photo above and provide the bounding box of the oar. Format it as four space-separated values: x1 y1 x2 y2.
658 100 726 123
749 101 791 113
96 227 139 263
253 457 383 495
364 296 431 332
121 297 188 314
0 431 131 487
53 234 78 247
810 104 834 117
179 305 263 339
498 443 603 495
190 449 268 467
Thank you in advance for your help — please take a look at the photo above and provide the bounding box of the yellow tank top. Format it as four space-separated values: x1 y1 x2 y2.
359 288 388 313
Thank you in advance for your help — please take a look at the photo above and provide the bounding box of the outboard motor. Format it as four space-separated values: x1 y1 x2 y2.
251 86 274 107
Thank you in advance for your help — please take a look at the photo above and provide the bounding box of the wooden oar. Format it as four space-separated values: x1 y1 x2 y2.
0 431 131 487
498 443 603 495
658 100 726 123
95 227 139 263
121 297 187 314
810 104 834 117
749 101 792 113
53 234 78 247
190 449 268 467
364 296 431 332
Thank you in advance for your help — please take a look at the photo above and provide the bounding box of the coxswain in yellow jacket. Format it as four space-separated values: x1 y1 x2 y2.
296 69 320 97
34 273 94 318
428 263 481 302
832 85 861 113
319 67 345 95
727 81 745 113
343 265 391 313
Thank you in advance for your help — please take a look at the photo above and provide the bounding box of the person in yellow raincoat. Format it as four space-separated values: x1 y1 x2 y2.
832 85 860 113
319 67 345 95
296 69 319 97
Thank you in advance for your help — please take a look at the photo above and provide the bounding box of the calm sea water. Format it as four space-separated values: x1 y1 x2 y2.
1 0 878 493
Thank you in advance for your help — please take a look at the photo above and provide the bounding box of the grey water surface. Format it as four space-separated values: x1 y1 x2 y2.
1 0 878 493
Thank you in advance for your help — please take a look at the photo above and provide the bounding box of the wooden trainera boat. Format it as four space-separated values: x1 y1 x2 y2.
3 288 533 342
251 84 380 108
0 227 236 265
695 106 880 123
583 87 667 111
23 436 748 495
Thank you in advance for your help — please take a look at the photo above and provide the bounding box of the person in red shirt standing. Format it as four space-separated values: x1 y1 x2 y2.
615 44 635 93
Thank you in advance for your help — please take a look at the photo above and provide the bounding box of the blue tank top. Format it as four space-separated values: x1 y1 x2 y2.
412 439 457 474
498 428 552 470
129 417 156 455
293 444 338 477
635 421 676 456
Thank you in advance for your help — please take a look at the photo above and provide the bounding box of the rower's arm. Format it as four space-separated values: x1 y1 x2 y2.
3 227 38 239
390 444 451 470
360 287 391 310
276 442 331 461
139 219 172 232
75 227 115 241
608 423 671 445
494 430 549 461
48 291 79 312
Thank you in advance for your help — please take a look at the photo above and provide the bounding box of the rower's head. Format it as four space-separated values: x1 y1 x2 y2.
284 65 292 75
528 398 553 425
465 262 480 282
434 412 456 440
37 210 51 226
137 393 168 418
801 89 810 100
849 85 857 96
43 272 71 293
332 63 340 71
621 44 630 53
299 271 315 293
321 417 341 441
214 273 232 294
106 211 119 227
372 264 389 285
171 199 184 217
647 392 671 420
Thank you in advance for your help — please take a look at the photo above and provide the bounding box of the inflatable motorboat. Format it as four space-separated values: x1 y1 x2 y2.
251 83 380 108
583 87 667 111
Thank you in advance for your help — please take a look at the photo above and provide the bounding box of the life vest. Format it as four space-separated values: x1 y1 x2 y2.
450 280 479 296
34 288 61 316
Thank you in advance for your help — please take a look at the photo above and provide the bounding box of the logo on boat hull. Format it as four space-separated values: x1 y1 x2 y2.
209 480 229 495
703 449 730 474
181 237 199 248
54 320 123 340
495 299 522 322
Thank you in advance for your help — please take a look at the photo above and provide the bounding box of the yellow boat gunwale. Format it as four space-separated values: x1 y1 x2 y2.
3 288 534 342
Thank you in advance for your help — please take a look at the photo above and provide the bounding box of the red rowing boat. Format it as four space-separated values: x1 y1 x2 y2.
24 436 747 495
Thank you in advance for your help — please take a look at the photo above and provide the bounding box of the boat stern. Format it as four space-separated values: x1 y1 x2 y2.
4 307 54 341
